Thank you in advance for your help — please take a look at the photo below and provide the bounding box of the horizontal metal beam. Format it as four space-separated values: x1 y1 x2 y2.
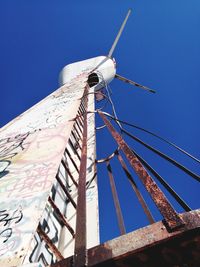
51 209 200 267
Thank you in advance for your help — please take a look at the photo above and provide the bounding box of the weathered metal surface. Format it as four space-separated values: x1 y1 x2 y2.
55 83 99 260
133 150 191 212
116 151 155 224
106 160 126 235
88 209 200 267
68 138 81 160
85 86 100 250
37 226 64 261
75 118 83 135
74 87 89 267
122 128 200 183
73 124 82 140
77 111 84 126
55 174 77 209
61 159 78 187
48 197 75 237
65 147 80 172
51 209 200 267
71 131 82 150
99 111 184 230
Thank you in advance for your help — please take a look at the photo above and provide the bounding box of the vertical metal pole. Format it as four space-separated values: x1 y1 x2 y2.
116 151 155 224
106 160 126 235
74 87 89 267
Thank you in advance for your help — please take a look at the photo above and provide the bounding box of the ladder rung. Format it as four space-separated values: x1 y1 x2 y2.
65 146 80 170
37 225 64 261
56 174 77 209
61 159 78 187
48 197 75 237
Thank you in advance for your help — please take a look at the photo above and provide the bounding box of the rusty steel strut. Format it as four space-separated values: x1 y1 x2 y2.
132 150 191 212
122 128 200 182
106 160 126 235
116 151 155 224
37 226 64 261
74 86 89 267
98 111 184 230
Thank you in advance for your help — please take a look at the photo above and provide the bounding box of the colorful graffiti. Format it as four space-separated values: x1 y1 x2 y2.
0 75 99 266
0 76 86 266
0 132 33 179
0 208 23 244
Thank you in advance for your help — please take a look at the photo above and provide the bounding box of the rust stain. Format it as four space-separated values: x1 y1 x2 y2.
98 111 184 230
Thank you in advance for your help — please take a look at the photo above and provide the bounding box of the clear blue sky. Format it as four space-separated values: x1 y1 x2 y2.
0 0 200 243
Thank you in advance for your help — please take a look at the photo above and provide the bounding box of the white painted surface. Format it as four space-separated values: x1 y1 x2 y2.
59 56 116 91
0 75 88 266
0 55 114 266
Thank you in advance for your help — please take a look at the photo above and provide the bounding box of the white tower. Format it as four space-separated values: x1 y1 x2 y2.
0 54 115 267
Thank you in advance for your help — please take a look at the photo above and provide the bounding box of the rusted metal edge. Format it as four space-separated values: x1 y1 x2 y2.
61 159 78 187
68 138 81 161
37 225 64 261
133 150 191 212
48 196 75 238
74 86 89 267
122 128 200 182
76 114 84 129
56 174 77 209
116 151 155 224
65 147 80 172
76 118 83 132
73 123 82 140
98 111 184 230
106 160 126 235
50 209 200 267
71 130 82 150
87 209 200 267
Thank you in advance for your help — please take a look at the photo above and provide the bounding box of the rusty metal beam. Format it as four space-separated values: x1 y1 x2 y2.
56 174 77 209
76 119 83 133
51 209 200 267
65 147 80 172
106 160 126 235
61 159 78 187
77 111 84 125
98 111 184 230
122 128 200 183
87 209 200 267
37 225 64 261
71 130 82 150
48 196 75 238
68 138 81 161
133 150 191 212
74 87 89 267
73 123 82 140
116 151 155 224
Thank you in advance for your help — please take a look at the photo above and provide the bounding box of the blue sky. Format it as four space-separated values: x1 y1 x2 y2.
0 0 200 243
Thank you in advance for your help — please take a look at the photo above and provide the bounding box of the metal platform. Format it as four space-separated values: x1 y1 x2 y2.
52 209 200 267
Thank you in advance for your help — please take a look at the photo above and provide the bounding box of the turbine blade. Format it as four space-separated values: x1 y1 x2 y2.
115 74 156 93
108 9 132 58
